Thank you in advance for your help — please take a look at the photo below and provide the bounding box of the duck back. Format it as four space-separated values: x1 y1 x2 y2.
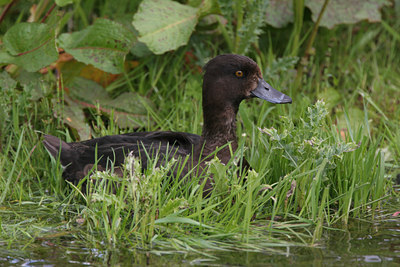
43 131 201 183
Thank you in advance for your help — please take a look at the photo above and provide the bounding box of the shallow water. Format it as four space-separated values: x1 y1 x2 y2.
1 195 399 266
1 214 399 266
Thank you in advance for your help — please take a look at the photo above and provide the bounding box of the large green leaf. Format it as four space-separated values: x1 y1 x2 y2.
265 0 390 29
1 23 58 72
67 77 153 128
307 0 391 29
265 0 293 28
58 19 135 74
132 0 199 55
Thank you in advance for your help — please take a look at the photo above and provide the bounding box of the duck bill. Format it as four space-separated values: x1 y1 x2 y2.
251 79 292 104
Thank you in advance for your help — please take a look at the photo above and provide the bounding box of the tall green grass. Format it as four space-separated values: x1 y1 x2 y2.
0 75 392 253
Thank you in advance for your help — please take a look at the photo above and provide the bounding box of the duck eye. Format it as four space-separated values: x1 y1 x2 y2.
235 70 243 78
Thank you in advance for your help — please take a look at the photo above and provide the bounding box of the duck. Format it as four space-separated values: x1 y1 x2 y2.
43 54 292 193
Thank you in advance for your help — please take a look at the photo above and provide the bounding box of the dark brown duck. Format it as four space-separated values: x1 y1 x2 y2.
43 54 292 192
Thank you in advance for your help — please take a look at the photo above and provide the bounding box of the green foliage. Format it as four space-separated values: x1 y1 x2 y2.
0 71 17 91
1 23 58 72
58 18 135 74
67 77 154 131
0 0 392 73
264 56 299 81
217 0 269 54
0 70 51 144
256 101 388 224
262 101 357 170
55 97 92 140
55 0 74 7
132 0 199 55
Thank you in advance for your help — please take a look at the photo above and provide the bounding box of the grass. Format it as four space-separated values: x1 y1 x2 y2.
0 3 399 263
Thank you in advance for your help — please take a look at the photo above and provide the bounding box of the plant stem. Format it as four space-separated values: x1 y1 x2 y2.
0 0 17 24
41 3 57 23
294 0 330 90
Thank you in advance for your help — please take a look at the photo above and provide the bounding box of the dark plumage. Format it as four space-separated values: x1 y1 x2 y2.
43 54 292 193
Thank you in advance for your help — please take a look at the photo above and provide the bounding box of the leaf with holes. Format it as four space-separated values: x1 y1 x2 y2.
1 23 58 72
265 0 293 28
58 19 135 74
265 0 390 29
132 0 199 55
306 0 391 29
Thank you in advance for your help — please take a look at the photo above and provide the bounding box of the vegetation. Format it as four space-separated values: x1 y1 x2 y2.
0 0 399 263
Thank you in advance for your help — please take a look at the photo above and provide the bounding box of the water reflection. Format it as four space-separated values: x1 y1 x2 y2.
1 210 399 265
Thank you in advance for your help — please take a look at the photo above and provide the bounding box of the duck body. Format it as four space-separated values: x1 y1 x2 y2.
43 131 200 183
44 54 292 192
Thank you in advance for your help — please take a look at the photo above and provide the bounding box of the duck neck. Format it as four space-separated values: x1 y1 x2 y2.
199 102 239 161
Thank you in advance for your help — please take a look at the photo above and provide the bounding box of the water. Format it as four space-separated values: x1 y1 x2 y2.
1 195 399 266
1 214 399 266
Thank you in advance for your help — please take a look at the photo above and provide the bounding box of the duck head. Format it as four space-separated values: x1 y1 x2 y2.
202 54 292 110
200 54 292 145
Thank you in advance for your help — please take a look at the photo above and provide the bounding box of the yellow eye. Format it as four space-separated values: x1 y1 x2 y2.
235 70 243 77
